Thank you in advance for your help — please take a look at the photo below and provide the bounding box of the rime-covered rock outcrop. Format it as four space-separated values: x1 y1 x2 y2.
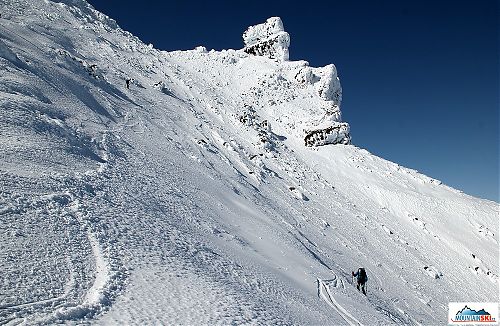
295 64 342 103
241 17 350 147
243 17 290 61
293 62 349 146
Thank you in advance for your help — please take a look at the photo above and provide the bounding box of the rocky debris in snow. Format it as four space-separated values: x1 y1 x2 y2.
468 254 499 283
289 186 309 201
152 80 175 96
238 104 277 151
243 17 290 61
260 120 271 132
477 224 495 237
56 49 102 79
153 80 165 89
423 266 442 279
239 105 258 127
381 224 394 235
304 122 350 147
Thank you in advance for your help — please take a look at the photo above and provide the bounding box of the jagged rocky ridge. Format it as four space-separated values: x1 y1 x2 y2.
240 17 350 147
176 17 351 148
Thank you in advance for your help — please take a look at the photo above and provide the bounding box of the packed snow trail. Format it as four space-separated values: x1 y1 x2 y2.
0 0 498 325
318 277 363 326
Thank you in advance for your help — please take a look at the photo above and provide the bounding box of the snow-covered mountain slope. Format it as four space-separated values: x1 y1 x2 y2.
0 0 498 324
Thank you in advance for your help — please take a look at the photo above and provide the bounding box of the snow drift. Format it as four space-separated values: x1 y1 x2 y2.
0 0 497 325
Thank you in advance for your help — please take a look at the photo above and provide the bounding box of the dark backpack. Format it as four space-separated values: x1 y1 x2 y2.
358 268 367 283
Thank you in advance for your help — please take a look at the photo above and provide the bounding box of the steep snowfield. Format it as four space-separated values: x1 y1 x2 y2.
0 0 498 325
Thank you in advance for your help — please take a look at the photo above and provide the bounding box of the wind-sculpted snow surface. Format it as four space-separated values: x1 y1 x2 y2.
0 0 498 325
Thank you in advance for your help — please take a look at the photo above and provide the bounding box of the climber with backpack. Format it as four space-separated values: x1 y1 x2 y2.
352 267 368 295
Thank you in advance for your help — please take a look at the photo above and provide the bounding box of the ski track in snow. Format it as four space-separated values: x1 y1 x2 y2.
318 277 363 326
0 138 123 324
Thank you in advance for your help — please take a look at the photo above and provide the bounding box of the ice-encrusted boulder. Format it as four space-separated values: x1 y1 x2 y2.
304 121 351 147
243 17 290 61
295 64 342 104
293 62 349 146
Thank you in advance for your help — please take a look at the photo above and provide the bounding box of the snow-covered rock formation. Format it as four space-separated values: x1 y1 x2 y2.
294 63 349 146
241 17 350 146
243 17 290 61
0 1 497 325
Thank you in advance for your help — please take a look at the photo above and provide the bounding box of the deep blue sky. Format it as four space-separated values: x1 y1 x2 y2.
88 0 499 202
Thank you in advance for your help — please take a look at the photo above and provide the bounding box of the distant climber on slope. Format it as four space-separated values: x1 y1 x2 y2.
352 267 368 295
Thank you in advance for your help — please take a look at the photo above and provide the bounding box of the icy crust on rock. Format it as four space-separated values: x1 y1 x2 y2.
243 17 290 62
296 64 342 103
304 122 350 147
293 63 348 146
170 50 350 147
243 17 285 46
168 47 350 147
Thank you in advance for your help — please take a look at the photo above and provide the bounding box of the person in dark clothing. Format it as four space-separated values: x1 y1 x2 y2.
352 268 368 295
125 78 131 89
